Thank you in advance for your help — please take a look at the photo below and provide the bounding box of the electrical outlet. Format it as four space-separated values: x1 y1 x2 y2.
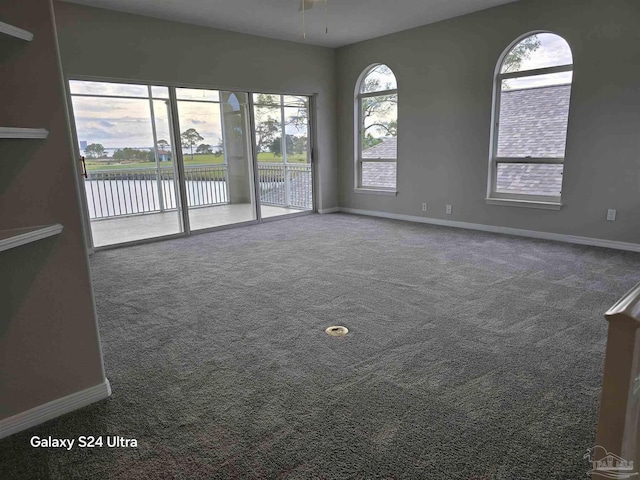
446 205 452 215
421 203 427 212
607 209 616 221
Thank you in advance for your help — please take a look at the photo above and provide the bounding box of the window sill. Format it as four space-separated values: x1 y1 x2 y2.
485 197 562 210
354 188 398 196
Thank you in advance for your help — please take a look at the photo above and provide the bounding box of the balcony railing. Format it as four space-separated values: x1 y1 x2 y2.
85 165 228 219
84 162 312 220
258 163 312 210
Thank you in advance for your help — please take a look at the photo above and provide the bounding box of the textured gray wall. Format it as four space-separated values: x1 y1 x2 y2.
53 1 338 211
336 0 640 243
0 0 105 420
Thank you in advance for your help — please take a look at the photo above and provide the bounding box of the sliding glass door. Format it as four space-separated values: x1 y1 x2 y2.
69 82 183 247
252 94 313 219
174 89 256 231
68 80 314 248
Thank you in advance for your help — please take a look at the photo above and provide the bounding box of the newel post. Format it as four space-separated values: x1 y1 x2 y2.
595 282 640 470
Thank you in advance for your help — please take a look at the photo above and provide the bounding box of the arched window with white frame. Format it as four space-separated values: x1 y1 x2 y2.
355 64 398 192
488 32 573 208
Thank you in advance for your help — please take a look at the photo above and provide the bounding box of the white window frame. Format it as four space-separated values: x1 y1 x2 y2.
486 32 573 210
354 64 398 195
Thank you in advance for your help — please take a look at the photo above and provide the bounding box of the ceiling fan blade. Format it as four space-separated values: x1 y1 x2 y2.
298 0 315 11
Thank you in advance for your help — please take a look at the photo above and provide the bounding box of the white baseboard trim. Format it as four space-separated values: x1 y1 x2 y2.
318 207 341 214
0 378 111 440
340 208 640 253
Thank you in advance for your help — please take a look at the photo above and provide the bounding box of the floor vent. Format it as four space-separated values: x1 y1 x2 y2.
325 326 348 336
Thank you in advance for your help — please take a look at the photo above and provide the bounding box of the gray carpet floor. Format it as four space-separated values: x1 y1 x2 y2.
3 213 640 479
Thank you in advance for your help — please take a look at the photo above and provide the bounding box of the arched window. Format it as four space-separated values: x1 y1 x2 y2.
488 32 573 208
355 64 398 192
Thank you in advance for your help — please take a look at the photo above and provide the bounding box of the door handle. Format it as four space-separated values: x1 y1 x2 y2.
80 156 88 178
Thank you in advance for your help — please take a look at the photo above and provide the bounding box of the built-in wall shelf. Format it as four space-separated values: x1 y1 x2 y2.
0 21 33 41
0 224 63 253
0 127 49 139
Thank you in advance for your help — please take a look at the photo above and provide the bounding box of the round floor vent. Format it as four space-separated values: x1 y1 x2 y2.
325 326 349 336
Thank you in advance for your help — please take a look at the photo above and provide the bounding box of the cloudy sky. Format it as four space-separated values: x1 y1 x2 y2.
71 82 308 152
502 33 573 90
71 84 226 150
72 96 157 149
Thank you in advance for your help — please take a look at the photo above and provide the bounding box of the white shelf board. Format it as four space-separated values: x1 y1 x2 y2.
0 21 33 41
0 127 48 139
0 224 63 253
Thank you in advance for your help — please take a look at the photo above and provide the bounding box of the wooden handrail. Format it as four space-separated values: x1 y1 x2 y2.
605 282 640 323
593 281 640 478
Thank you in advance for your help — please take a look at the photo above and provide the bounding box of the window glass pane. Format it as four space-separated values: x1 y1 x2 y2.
176 100 223 165
361 94 397 159
283 95 307 107
71 96 154 162
502 71 572 90
69 80 150 97
360 64 397 93
176 88 220 102
219 92 247 161
253 93 281 106
254 105 282 163
284 106 309 164
501 33 572 74
70 94 184 246
497 78 571 158
222 92 242 112
361 161 397 189
362 136 397 160
496 163 563 197
151 86 169 99
152 99 174 165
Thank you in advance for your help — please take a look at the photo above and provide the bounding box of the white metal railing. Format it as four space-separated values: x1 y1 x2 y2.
182 165 229 209
258 163 312 210
85 163 311 220
85 165 229 219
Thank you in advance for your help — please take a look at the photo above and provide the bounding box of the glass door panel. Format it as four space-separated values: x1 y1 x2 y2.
69 82 183 247
69 82 314 248
252 94 313 219
175 89 256 231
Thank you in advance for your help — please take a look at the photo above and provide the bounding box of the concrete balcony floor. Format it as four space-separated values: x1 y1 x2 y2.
90 203 307 247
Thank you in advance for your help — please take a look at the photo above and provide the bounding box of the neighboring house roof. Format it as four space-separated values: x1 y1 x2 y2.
362 137 397 159
497 84 571 158
495 163 563 197
362 161 396 188
361 137 397 188
361 84 571 195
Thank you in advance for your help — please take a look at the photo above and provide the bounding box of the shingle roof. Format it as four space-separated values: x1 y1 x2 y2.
361 84 570 195
497 84 571 158
495 163 563 196
362 160 396 188
362 137 397 159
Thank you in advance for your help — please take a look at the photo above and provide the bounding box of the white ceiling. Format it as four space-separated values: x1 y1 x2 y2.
62 0 520 48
